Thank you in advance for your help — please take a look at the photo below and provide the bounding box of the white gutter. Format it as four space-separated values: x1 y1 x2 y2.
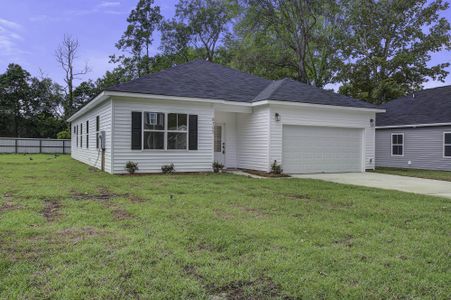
259 99 385 113
67 90 385 122
376 122 451 129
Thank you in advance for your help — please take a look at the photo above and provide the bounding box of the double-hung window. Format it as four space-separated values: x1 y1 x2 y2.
96 116 100 149
86 120 89 148
144 112 165 149
391 133 403 156
80 123 83 148
132 112 197 151
444 132 451 158
167 113 187 150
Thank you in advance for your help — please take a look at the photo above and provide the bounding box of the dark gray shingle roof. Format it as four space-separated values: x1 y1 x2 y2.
106 60 377 109
377 85 451 126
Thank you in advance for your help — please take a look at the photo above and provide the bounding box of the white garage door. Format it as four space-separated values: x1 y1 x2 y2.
282 125 363 173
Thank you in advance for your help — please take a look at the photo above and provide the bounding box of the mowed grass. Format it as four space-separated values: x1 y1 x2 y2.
0 155 450 299
373 167 451 182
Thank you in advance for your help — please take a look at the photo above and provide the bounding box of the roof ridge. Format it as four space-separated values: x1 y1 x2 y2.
252 78 288 102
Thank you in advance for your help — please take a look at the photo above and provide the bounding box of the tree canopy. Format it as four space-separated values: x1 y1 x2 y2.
1 0 450 137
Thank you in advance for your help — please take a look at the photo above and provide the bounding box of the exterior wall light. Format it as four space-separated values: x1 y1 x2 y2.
275 113 281 122
370 118 375 127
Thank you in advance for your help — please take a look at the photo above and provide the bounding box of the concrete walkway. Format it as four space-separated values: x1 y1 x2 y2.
292 172 451 199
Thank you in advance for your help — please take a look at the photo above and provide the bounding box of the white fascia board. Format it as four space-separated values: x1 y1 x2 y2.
67 91 385 121
67 92 108 122
256 99 385 113
376 122 451 129
106 91 252 106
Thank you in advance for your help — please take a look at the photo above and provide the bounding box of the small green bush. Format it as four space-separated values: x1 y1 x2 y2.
212 161 224 173
161 163 175 174
126 161 139 174
271 160 283 175
57 130 71 139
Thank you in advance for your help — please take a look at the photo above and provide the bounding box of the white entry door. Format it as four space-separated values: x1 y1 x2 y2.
282 125 363 173
214 124 225 165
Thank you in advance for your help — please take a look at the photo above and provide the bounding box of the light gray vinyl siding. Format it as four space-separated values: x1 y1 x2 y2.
71 100 113 173
375 126 451 171
236 106 270 171
111 97 214 174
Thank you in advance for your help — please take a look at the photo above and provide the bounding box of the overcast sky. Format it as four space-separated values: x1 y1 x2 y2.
1 0 450 91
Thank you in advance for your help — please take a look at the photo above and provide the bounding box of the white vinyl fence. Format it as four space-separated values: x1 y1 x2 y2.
0 138 71 154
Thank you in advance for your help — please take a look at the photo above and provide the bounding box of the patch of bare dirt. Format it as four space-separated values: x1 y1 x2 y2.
71 187 129 201
208 276 283 300
333 234 354 248
214 208 234 220
235 205 267 218
286 194 311 201
57 227 106 244
0 201 20 212
111 207 133 220
42 200 61 222
128 195 145 203
183 264 205 282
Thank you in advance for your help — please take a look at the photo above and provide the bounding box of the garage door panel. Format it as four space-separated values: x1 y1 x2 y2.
282 125 363 173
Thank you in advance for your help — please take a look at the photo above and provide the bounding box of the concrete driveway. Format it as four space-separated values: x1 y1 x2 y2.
292 172 451 199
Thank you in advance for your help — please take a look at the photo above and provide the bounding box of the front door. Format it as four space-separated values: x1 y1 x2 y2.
214 124 225 165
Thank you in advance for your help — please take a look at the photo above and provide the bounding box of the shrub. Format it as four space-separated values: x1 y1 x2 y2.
57 130 71 139
212 161 224 173
161 163 175 174
126 161 139 174
271 160 283 175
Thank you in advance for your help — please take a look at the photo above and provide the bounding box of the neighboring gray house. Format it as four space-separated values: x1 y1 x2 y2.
68 60 383 174
376 85 451 171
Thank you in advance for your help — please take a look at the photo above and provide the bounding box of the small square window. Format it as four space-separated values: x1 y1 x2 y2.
144 112 164 130
168 113 187 131
445 146 451 157
445 133 451 145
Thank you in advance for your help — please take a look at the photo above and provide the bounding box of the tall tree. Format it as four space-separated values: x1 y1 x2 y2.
338 0 451 103
111 0 162 78
0 64 65 138
0 64 32 137
161 0 238 62
27 77 66 138
55 35 90 117
233 0 345 87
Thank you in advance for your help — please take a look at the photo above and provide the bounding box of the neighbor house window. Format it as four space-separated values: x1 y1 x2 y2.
86 120 89 148
391 133 403 156
167 113 187 149
444 132 451 158
143 112 165 149
76 125 78 147
96 116 100 149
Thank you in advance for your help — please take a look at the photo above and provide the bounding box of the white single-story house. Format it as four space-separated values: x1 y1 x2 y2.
67 60 384 174
376 85 451 171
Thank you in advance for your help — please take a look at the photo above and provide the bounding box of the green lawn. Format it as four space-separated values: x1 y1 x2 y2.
0 155 450 299
373 167 451 182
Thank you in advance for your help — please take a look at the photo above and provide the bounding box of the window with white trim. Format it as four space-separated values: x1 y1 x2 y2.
444 132 451 157
144 112 165 149
167 113 187 149
391 133 403 156
96 116 100 149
